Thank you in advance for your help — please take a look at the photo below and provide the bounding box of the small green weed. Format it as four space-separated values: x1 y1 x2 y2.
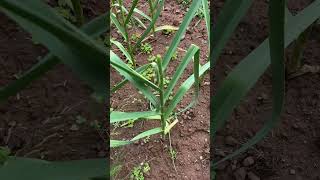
120 119 135 128
131 33 141 42
57 0 74 9
0 147 10 166
130 162 151 180
169 147 177 160
162 29 174 35
54 0 77 23
147 55 157 62
143 136 151 143
141 66 155 81
163 76 170 88
140 43 153 54
196 7 205 19
75 115 87 124
176 0 191 7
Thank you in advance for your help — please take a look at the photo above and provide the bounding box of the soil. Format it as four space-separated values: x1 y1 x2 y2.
213 0 320 180
0 1 107 161
110 1 210 179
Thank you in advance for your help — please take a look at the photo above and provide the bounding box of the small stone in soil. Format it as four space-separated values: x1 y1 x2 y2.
234 167 247 180
247 171 260 180
225 136 238 146
215 149 226 157
204 81 210 85
289 169 296 175
216 161 228 170
70 124 79 131
196 165 201 171
243 156 255 167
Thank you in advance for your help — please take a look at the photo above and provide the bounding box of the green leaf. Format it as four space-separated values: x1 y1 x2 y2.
0 0 107 97
111 127 162 148
131 127 162 141
110 39 133 65
211 0 253 65
162 0 202 70
163 44 199 103
111 12 127 41
111 51 159 106
0 157 107 180
124 0 139 25
133 0 164 50
0 147 10 166
212 0 320 166
111 111 161 123
0 13 108 102
164 46 201 119
111 64 150 93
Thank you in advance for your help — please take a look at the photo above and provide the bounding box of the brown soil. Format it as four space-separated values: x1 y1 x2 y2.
110 1 210 179
0 1 107 161
213 0 320 180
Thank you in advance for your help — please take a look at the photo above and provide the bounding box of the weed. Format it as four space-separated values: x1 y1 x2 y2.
177 0 191 7
163 76 170 88
196 7 205 19
0 147 10 166
54 6 76 23
169 147 177 160
141 66 155 81
75 115 87 124
143 136 151 143
131 33 141 42
162 29 174 35
140 43 153 54
130 162 151 180
147 55 157 62
120 119 135 128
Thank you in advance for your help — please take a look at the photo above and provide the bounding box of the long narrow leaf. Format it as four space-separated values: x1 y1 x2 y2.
0 0 107 97
211 0 253 65
124 0 139 25
111 12 127 41
0 13 108 102
162 0 202 70
164 46 201 119
201 0 210 49
163 44 199 103
133 0 164 50
0 157 106 180
212 0 320 166
111 127 162 148
111 111 161 123
111 51 159 106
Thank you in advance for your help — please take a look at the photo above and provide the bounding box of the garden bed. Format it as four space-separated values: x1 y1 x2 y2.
110 0 210 179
